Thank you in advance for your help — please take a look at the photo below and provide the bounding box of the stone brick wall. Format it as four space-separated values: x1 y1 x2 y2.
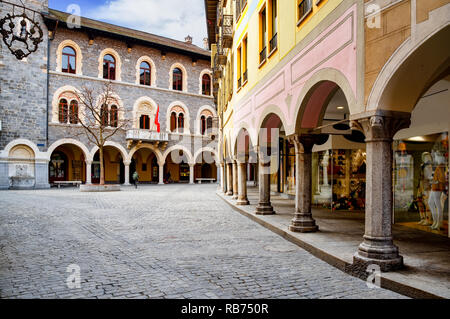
47 26 216 160
0 0 49 150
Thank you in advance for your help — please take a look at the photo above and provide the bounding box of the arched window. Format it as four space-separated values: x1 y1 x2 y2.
201 115 206 135
140 61 151 86
173 68 183 91
101 104 109 126
202 74 211 95
178 113 184 132
170 112 177 132
103 54 116 80
207 116 213 130
110 105 118 128
69 100 79 124
140 115 150 130
58 99 68 123
62 46 76 74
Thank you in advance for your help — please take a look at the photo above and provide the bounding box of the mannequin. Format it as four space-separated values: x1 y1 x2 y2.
417 152 433 225
428 151 446 230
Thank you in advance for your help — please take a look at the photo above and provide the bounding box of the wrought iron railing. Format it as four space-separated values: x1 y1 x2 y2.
298 0 312 24
243 69 248 83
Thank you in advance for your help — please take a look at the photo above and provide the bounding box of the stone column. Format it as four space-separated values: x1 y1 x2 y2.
216 164 220 184
158 163 164 185
352 114 410 272
226 163 233 195
86 161 92 185
232 161 238 199
237 162 249 205
35 159 50 189
123 162 131 186
189 164 195 184
289 135 318 232
255 148 275 215
220 162 226 193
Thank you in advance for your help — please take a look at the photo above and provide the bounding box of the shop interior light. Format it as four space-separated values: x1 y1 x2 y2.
337 106 344 110
407 136 426 142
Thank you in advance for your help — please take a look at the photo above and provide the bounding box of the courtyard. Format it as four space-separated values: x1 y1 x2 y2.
0 184 404 299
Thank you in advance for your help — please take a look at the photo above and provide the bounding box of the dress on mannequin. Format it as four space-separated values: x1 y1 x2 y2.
417 152 433 225
428 152 446 230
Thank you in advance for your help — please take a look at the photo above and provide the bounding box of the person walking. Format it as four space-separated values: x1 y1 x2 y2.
132 171 139 189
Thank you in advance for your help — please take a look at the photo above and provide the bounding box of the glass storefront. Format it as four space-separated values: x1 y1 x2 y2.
393 132 449 236
312 149 366 211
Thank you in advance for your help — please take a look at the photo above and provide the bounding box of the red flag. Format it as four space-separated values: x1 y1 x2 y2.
155 104 161 132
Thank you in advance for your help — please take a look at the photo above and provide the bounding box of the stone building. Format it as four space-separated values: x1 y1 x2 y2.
206 0 449 272
0 0 219 189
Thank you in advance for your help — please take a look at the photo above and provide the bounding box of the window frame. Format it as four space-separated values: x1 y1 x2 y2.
172 68 183 91
58 99 68 124
103 54 116 80
202 74 211 96
297 0 313 26
139 61 152 86
69 100 79 124
62 46 77 74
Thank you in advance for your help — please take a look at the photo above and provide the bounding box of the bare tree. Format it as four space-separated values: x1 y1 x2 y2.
73 81 130 185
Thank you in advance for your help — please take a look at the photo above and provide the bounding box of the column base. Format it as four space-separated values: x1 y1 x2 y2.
123 182 131 186
353 237 404 272
226 191 233 196
289 213 318 233
255 203 275 215
232 194 238 200
236 198 250 206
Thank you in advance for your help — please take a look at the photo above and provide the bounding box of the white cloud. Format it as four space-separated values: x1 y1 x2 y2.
85 0 208 48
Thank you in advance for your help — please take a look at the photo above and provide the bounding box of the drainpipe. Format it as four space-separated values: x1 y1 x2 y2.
46 20 58 147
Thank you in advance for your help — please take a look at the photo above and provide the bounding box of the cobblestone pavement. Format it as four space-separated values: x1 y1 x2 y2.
0 185 406 299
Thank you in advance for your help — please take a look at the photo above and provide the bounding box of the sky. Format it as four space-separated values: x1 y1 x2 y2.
48 0 208 48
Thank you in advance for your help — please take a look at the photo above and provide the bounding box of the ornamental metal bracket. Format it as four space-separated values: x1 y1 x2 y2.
0 9 44 60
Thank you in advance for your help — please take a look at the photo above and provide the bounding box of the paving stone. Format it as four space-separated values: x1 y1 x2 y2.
0 185 407 299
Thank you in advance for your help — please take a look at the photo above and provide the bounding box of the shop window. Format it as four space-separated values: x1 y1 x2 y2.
393 133 449 236
62 46 76 74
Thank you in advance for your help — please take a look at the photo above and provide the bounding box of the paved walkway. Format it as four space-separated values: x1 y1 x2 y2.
0 185 404 299
218 186 450 299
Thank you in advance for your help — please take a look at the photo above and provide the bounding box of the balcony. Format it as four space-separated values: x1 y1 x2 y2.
221 15 233 48
126 129 169 143
215 37 227 66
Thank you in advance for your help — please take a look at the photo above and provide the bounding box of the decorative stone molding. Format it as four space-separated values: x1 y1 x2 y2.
135 56 156 86
132 96 158 129
98 48 122 81
56 39 83 75
166 101 191 134
51 86 82 123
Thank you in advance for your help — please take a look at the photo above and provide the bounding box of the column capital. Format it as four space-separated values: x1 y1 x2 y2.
123 161 131 166
351 114 411 142
288 134 328 154
85 160 93 165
